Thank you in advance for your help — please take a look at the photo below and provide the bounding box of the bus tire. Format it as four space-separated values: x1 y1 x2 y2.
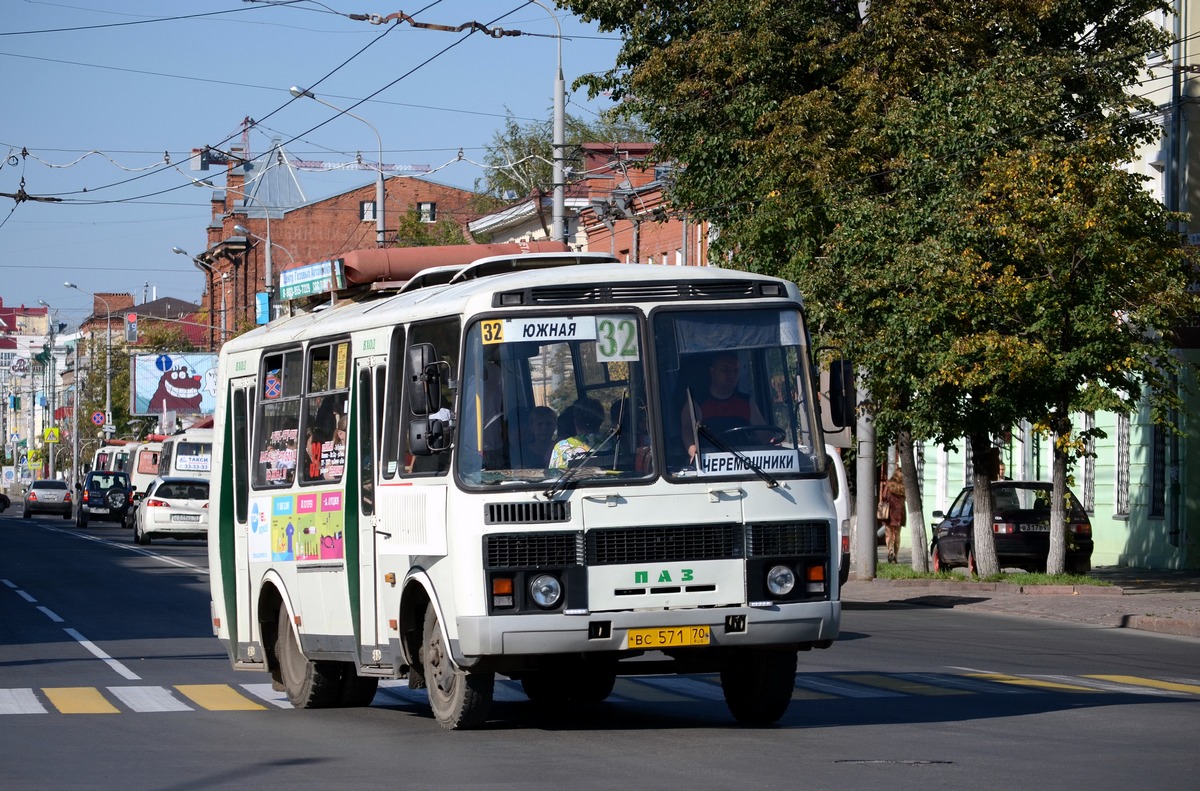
422 606 493 729
720 648 796 726
336 667 380 707
276 603 340 708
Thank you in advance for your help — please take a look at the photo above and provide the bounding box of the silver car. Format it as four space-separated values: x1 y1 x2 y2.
23 480 73 519
133 476 209 545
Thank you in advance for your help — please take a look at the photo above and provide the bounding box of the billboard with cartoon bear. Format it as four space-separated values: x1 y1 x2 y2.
130 353 218 416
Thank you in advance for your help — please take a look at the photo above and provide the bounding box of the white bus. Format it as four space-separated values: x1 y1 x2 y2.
159 428 213 479
208 245 845 729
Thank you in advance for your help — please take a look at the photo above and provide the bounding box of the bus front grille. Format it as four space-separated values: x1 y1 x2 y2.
747 522 830 556
484 532 583 569
485 500 570 525
587 524 741 566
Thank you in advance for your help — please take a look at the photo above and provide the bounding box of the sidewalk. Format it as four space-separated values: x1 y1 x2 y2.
842 547 1200 638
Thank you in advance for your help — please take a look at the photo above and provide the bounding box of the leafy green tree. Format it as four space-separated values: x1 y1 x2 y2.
477 109 651 201
564 0 1196 576
393 207 469 247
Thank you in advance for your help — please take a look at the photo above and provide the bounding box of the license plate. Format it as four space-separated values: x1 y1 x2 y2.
1020 524 1050 532
171 514 200 523
91 507 109 514
627 625 711 649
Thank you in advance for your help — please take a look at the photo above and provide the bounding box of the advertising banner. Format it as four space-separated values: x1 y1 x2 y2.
131 352 218 416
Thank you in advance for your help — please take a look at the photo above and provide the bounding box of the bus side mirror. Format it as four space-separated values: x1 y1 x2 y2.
409 416 450 456
406 343 442 416
819 359 855 448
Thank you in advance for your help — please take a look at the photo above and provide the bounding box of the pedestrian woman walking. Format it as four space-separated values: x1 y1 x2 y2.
881 468 907 564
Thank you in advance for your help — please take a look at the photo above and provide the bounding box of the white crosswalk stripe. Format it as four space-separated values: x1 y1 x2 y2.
0 688 47 714
108 686 193 712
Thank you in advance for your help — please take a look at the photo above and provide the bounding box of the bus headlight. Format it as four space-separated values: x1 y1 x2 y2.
529 574 563 609
766 565 796 596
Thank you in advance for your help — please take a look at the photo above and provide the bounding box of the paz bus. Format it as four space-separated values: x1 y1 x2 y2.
208 243 845 729
159 427 214 479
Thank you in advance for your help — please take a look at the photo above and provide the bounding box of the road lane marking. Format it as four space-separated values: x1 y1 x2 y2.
793 676 905 698
1084 675 1200 695
44 687 120 714
63 627 140 680
241 683 293 708
175 684 266 711
0 689 47 714
896 672 1034 695
1 579 18 589
965 673 1094 691
833 673 970 696
16 590 36 603
37 606 63 623
109 686 194 712
40 526 208 573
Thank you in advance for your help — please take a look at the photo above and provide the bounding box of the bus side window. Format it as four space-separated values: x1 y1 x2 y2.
403 319 460 477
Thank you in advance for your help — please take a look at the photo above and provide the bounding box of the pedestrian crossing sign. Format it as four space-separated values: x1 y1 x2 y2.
43 427 60 443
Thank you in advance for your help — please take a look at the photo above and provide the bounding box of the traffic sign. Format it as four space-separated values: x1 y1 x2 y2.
91 411 105 426
43 427 60 443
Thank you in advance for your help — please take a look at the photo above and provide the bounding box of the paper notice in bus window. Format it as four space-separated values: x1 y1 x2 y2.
695 449 807 475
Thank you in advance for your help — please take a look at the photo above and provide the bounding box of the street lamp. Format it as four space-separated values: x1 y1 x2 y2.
290 85 387 248
174 247 216 351
529 0 567 244
63 282 111 441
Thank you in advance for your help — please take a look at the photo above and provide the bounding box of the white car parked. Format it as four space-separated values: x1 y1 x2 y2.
133 476 209 545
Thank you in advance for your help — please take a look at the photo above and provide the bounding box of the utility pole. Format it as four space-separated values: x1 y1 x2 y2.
854 370 877 581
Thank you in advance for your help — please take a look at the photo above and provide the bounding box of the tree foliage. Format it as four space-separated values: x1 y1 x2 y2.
477 108 651 200
564 0 1197 575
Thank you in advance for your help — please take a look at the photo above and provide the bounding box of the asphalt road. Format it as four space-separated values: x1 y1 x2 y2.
1 513 1196 791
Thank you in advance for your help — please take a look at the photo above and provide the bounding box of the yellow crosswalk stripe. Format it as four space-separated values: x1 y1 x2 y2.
834 673 970 696
43 687 120 714
175 684 266 711
966 673 1093 691
1084 675 1200 695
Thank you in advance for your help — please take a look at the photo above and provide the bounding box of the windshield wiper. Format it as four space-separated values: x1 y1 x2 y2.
694 423 779 489
542 426 621 499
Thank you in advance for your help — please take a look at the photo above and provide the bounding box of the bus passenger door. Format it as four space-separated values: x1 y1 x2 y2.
355 358 387 654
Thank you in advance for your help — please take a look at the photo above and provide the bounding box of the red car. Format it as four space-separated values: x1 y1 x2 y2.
930 481 1094 575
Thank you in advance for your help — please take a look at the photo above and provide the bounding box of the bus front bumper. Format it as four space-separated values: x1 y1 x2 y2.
455 600 840 663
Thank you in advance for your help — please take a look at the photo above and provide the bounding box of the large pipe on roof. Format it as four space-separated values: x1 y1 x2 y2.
337 242 569 285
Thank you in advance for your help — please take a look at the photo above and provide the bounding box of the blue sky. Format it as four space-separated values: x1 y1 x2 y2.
0 1 623 327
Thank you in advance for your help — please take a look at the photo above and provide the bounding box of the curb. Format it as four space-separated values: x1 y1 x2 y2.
1122 615 1200 638
849 577 1125 596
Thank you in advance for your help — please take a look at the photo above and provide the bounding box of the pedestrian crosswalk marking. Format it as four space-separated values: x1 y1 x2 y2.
1084 675 1200 695
834 673 970 696
965 673 1094 692
43 687 120 714
0 688 46 714
1 671 1196 715
176 684 266 711
109 686 193 713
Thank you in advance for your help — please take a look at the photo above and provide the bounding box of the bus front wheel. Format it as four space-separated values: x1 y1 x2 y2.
276 603 340 708
720 648 797 726
422 606 493 729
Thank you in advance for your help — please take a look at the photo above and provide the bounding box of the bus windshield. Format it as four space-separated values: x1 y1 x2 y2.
457 313 652 488
655 307 824 479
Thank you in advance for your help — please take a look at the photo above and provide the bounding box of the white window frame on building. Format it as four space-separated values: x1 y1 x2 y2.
418 202 437 223
360 201 377 222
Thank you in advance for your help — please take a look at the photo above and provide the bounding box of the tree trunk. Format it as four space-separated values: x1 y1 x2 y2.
1046 413 1071 575
969 431 1000 577
898 431 929 572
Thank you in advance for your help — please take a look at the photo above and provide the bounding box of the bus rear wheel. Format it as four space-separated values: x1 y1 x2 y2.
276 603 340 708
720 648 797 726
422 606 493 729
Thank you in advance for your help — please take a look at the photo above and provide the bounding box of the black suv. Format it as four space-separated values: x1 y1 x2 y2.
77 471 134 528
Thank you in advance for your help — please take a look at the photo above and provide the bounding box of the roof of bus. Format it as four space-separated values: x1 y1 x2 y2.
222 259 800 356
